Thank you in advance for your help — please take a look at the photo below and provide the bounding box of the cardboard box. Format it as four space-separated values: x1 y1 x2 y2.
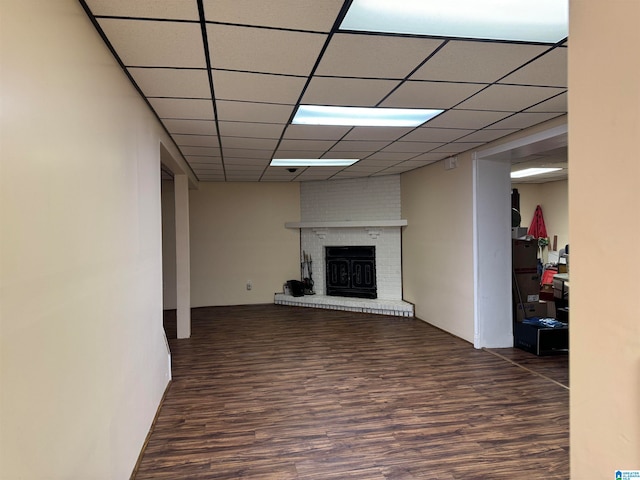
546 300 557 319
514 321 568 356
515 301 548 322
512 239 538 273
553 274 569 299
514 272 541 297
539 283 555 302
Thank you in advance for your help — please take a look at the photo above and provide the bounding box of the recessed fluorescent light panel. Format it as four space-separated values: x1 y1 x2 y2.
510 167 562 179
340 0 568 43
270 159 359 167
292 105 443 127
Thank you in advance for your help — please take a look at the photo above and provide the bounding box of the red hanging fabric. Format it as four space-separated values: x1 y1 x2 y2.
528 205 548 238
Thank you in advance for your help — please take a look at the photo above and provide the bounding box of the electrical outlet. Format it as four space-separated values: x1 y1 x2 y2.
246 281 252 291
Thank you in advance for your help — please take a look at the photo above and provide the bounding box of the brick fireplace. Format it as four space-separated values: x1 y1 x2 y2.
275 176 414 317
299 222 402 300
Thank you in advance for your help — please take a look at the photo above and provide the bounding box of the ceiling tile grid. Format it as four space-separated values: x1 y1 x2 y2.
82 0 568 182
97 18 206 68
202 0 344 32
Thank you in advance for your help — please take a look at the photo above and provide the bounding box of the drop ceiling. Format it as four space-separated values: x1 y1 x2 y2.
81 0 568 183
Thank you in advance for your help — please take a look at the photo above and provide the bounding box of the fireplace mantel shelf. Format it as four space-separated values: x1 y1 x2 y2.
285 220 407 229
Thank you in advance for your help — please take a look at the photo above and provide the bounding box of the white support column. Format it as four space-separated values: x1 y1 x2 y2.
473 124 567 349
472 155 513 348
174 174 191 339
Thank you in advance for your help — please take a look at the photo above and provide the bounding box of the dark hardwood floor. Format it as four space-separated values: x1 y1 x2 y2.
134 305 568 479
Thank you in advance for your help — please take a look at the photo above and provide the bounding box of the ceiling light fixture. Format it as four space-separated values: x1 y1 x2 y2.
340 0 568 43
292 105 443 127
270 158 359 167
510 167 562 179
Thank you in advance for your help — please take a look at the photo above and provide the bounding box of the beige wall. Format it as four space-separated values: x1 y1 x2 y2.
401 154 475 342
569 0 640 476
189 182 300 307
513 179 569 251
0 1 174 478
402 117 567 344
161 180 177 309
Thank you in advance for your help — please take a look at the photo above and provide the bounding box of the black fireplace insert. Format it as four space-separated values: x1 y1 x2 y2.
325 246 377 299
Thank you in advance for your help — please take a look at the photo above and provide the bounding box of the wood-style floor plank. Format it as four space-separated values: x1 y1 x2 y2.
134 305 568 479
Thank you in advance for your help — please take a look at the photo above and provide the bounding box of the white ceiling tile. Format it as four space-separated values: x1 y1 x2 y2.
525 92 567 113
193 165 224 172
316 34 445 79
302 77 401 107
216 101 293 123
220 137 279 150
274 150 344 158
191 166 223 175
225 164 268 172
149 98 214 120
193 167 224 175
208 24 326 75
501 48 567 87
373 168 409 176
283 125 351 140
218 121 285 139
330 141 390 152
97 19 205 68
401 127 474 143
86 0 199 20
172 134 218 147
193 169 225 176
332 171 372 179
224 158 270 166
425 110 512 129
186 156 222 165
203 0 343 32
458 129 518 142
87 4 568 185
322 151 371 159
456 84 565 111
380 80 485 109
366 152 418 161
410 152 449 162
353 158 404 166
163 119 217 135
430 142 484 153
396 159 439 168
381 142 442 153
129 68 210 98
343 127 414 141
278 139 336 151
411 41 547 83
223 149 273 159
345 164 393 172
193 173 224 181
487 112 564 130
181 146 220 156
212 70 306 104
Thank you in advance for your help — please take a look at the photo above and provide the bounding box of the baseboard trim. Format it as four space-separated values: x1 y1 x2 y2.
129 380 172 480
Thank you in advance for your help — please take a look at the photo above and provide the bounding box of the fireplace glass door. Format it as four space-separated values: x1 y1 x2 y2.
325 246 376 299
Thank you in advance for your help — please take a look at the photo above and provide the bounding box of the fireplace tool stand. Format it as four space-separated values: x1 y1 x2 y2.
301 251 315 295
